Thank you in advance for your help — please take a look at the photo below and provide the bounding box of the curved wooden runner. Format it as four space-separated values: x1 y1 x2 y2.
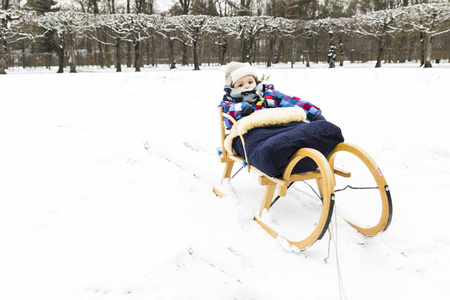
254 147 335 250
327 143 393 236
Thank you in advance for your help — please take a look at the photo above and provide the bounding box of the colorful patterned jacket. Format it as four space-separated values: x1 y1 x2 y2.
219 83 322 129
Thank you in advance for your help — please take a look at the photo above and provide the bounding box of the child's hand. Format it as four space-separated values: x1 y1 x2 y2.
242 105 254 116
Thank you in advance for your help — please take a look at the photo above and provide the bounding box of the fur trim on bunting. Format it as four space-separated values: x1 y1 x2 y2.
224 106 307 155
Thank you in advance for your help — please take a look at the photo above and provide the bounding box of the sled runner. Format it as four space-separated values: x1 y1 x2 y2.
213 107 392 250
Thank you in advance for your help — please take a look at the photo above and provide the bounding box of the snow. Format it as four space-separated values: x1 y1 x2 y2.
1 62 450 300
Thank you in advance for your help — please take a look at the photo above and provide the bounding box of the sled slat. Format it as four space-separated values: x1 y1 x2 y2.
334 167 351 178
289 170 322 181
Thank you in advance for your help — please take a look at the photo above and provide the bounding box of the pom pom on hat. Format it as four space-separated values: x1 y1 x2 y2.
224 62 259 87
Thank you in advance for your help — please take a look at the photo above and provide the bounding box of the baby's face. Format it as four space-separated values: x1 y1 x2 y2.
233 75 257 91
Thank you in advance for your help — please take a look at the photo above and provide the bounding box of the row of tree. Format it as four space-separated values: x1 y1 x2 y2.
8 0 448 19
1 3 450 74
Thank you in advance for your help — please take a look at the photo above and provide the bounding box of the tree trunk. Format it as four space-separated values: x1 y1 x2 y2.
221 43 227 65
328 27 336 68
116 39 122 72
275 40 282 64
305 50 310 67
328 48 336 68
193 40 200 70
289 39 295 68
419 32 425 67
305 38 311 68
97 41 104 68
338 34 344 67
21 40 27 68
0 39 7 74
110 0 116 14
422 33 432 68
57 43 65 73
96 29 105 68
406 33 413 62
246 38 254 64
145 39 150 67
384 35 391 63
105 46 112 68
398 35 406 63
2 0 10 9
219 42 227 65
127 42 132 68
92 0 99 14
168 38 176 69
182 44 188 65
314 38 319 63
85 37 92 66
192 24 201 70
151 34 156 67
134 39 140 72
68 35 77 73
240 39 248 62
0 19 7 74
267 37 274 67
139 40 143 69
375 36 385 68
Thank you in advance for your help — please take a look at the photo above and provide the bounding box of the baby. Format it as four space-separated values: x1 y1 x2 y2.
220 62 325 129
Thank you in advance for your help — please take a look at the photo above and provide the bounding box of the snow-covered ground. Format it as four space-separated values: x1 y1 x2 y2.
1 62 449 300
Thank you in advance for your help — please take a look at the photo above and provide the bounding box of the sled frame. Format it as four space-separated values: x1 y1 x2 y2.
214 107 392 250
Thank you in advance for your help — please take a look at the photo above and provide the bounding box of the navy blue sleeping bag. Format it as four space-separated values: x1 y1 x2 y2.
232 120 344 177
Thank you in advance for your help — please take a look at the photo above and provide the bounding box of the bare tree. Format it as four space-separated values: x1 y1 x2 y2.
181 15 206 70
39 12 90 73
236 16 265 63
176 0 193 65
262 17 298 67
301 20 320 67
314 16 352 67
141 13 160 66
0 11 11 74
315 18 337 67
400 3 450 67
351 8 405 67
157 15 178 69
91 14 135 72
335 17 353 66
168 15 207 70
127 14 151 71
204 16 239 65
1 10 38 74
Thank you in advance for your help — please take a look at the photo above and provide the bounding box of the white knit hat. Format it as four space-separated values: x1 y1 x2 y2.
224 62 259 87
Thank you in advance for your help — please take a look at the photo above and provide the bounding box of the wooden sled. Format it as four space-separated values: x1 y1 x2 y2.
213 107 393 250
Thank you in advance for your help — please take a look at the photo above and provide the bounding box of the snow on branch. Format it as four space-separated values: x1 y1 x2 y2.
398 3 450 37
1 10 41 43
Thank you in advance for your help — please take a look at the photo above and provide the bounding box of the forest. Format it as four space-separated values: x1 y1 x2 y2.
1 0 450 74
